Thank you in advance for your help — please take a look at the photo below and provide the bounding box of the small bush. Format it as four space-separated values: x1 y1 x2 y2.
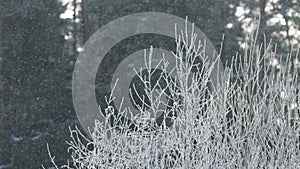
46 20 300 169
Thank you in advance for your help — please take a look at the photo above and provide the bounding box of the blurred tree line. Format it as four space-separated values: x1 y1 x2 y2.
0 0 299 168
0 0 76 168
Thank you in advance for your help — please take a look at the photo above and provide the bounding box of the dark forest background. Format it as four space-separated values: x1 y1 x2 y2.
0 0 299 168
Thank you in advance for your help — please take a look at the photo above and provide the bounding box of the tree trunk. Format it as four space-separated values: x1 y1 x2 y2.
73 0 77 53
284 16 291 51
258 0 267 92
81 0 90 43
0 15 9 166
0 16 4 109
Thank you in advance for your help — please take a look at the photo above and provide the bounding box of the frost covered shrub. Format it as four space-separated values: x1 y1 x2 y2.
46 21 300 169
